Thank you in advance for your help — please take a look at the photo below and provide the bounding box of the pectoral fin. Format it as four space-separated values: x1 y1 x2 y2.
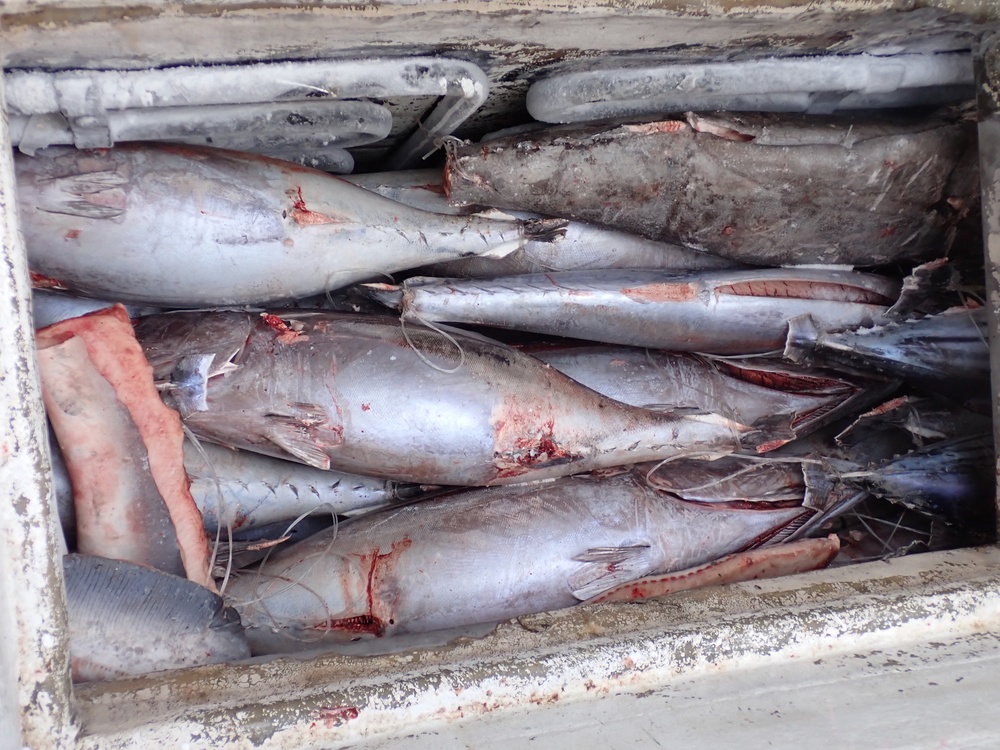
264 403 342 470
569 544 654 600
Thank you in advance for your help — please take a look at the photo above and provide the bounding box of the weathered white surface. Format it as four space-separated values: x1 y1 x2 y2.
67 546 1000 749
351 630 1000 749
0 73 77 749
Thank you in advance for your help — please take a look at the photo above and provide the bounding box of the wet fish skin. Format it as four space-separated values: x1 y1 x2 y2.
784 306 990 395
186 440 416 532
135 310 752 486
843 435 995 529
225 471 818 652
65 554 249 682
444 111 976 266
32 289 162 330
533 345 897 443
15 144 563 307
345 169 739 277
368 268 899 355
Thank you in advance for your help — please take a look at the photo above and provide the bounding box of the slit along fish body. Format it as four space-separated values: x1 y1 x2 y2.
225 470 834 652
15 144 564 308
366 268 900 355
135 310 755 486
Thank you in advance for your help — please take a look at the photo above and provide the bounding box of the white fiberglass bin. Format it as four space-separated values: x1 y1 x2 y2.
2 3 1000 748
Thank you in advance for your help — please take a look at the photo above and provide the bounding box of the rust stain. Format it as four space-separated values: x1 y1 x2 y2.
621 282 698 303
286 186 344 226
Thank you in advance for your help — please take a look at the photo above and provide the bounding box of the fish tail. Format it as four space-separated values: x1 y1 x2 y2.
783 313 821 364
360 282 405 310
522 217 569 244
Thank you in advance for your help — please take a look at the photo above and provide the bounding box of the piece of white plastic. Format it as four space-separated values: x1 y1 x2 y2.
526 52 975 123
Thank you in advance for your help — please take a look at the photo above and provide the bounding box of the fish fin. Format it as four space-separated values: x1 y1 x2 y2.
167 354 215 417
35 170 128 219
887 258 957 319
783 314 820 364
583 536 840 605
359 282 404 310
265 418 334 470
569 544 654 600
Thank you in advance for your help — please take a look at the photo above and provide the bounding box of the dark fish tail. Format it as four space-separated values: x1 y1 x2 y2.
783 313 821 364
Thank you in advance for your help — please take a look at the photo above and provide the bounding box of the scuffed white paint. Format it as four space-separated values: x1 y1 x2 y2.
0 73 77 750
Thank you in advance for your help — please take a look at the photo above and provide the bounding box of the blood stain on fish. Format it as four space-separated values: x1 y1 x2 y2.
30 271 69 290
259 313 306 344
64 229 82 240
308 538 412 637
286 186 344 226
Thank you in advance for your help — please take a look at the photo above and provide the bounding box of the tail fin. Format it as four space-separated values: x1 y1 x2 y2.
783 313 821 364
359 282 405 310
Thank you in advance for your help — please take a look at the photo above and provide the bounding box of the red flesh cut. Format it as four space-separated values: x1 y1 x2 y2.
36 306 213 589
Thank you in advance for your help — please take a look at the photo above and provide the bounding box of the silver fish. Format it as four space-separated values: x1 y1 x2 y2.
15 144 565 307
134 310 753 486
225 470 829 652
785 306 990 393
367 268 900 355
532 345 896 444
186 440 418 532
345 169 738 277
65 554 249 682
31 288 161 330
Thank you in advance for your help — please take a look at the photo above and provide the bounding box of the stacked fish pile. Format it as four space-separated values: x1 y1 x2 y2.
18 103 993 682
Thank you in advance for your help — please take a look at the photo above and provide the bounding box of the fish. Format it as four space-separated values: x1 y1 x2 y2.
365 268 900 355
15 144 566 308
134 310 755 486
784 305 990 397
531 345 897 445
185 440 421 533
31 288 162 330
65 554 249 682
37 306 213 588
837 435 996 530
584 535 841 604
345 169 738 277
224 470 836 653
442 110 977 266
